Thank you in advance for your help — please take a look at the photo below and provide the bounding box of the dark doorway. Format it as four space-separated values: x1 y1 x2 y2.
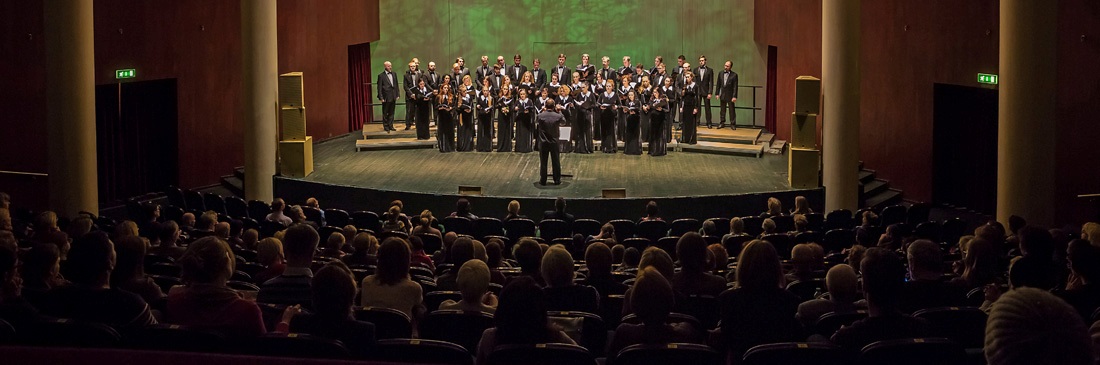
95 79 179 204
932 83 997 214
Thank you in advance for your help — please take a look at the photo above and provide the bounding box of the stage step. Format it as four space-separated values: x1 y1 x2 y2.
858 170 875 185
219 175 244 197
362 128 436 140
863 179 889 197
681 141 766 158
355 138 436 151
866 188 904 210
234 166 245 181
696 128 761 145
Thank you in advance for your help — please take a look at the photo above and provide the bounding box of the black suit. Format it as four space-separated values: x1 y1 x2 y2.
543 210 575 224
403 69 422 128
531 68 547 92
717 70 739 128
537 110 565 184
695 66 715 126
552 65 572 85
598 67 618 86
576 64 596 84
376 70 399 130
476 65 493 85
618 66 634 78
508 64 528 84
426 71 441 122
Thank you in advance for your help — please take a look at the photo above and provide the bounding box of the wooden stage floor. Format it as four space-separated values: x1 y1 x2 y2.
302 133 793 199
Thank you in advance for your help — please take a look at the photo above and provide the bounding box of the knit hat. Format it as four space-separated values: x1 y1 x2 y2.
985 287 1093 365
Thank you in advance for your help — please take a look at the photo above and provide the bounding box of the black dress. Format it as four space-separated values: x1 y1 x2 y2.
436 97 455 152
573 92 594 154
413 87 433 140
623 100 642 155
598 92 619 153
557 95 575 152
681 83 700 144
496 95 514 152
662 86 677 143
637 87 653 140
616 85 632 141
513 97 534 153
648 97 669 156
476 94 495 152
456 94 475 151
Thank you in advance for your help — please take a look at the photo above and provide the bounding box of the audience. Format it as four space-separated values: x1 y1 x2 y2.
381 205 407 233
360 237 424 321
543 197 575 224
790 196 812 215
608 267 699 357
290 262 376 358
950 237 1001 290
343 232 379 267
409 234 435 271
503 200 526 221
512 238 545 286
541 245 599 313
438 236 475 291
718 239 802 355
257 224 319 306
449 198 478 220
38 231 157 329
440 259 497 314
985 287 1093 365
266 198 294 226
640 201 662 222
786 243 820 284
760 197 785 218
672 233 727 296
254 237 287 284
759 218 777 238
151 220 186 259
1057 239 1100 321
796 264 863 326
581 242 628 297
168 236 265 337
707 243 729 275
20 243 67 305
111 235 164 303
321 232 347 259
899 239 963 313
484 239 507 284
475 276 576 365
830 248 929 350
0 243 39 330
411 210 442 237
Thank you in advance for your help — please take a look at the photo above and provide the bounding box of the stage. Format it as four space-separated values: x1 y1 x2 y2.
273 126 821 222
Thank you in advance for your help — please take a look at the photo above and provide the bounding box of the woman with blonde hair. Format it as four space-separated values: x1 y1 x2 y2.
503 200 525 221
608 267 699 356
513 88 535 152
718 240 803 356
791 196 813 215
411 210 441 237
440 259 497 314
1082 222 1100 247
436 80 456 152
761 197 784 218
636 75 653 139
541 245 599 313
456 84 476 152
168 236 266 337
496 86 515 152
599 79 619 153
254 237 286 284
518 71 535 96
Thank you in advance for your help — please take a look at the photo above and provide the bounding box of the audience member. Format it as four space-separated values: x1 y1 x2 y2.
543 197 575 224
382 205 408 233
700 219 717 237
303 197 327 226
138 202 162 243
382 200 414 231
484 239 506 284
760 197 785 218
582 242 628 297
254 237 287 284
449 198 479 220
796 264 863 326
475 276 575 365
1083 222 1100 247
360 237 424 321
608 267 699 357
899 239 963 313
1057 240 1100 321
111 235 164 303
168 236 265 337
718 240 803 356
38 232 157 329
180 212 196 237
541 245 599 313
831 248 929 350
672 233 727 296
0 244 39 329
512 238 545 286
151 220 186 259
20 243 67 306
985 287 1093 365
257 224 319 307
790 195 813 215
343 232 379 267
411 210 442 237
409 235 436 271
950 237 1001 290
266 198 294 226
759 218 776 238
640 201 662 222
623 247 676 316
66 215 94 244
289 262 376 358
589 223 617 243
438 236 475 291
321 232 347 259
440 259 497 314
503 200 526 221
241 228 260 250
617 246 639 273
707 243 729 275
786 243 819 284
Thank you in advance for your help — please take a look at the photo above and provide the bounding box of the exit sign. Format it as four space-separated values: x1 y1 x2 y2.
977 73 998 85
115 69 136 79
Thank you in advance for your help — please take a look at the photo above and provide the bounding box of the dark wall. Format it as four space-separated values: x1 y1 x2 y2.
0 0 379 209
1055 0 1100 224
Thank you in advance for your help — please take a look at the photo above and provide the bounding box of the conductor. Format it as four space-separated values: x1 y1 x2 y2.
537 99 565 185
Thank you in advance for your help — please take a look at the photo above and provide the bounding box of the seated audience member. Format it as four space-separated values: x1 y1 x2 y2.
790 195 813 215
38 232 157 329
257 224 319 306
266 198 294 226
341 225 358 247
985 287 1093 365
440 259 498 314
847 245 867 274
111 235 164 303
321 232 347 259
168 236 265 337
855 211 879 247
67 215 94 244
786 243 820 284
718 240 803 356
151 221 187 259
876 224 906 251
789 214 809 237
360 237 424 321
899 239 963 313
707 243 730 276
382 200 414 231
287 205 309 226
115 220 141 238
616 246 640 273
32 211 68 244
0 244 40 329
503 200 526 221
589 223 617 244
21 243 68 306
190 212 218 239
512 238 545 286
700 219 718 237
449 198 479 220
608 267 698 357
411 210 442 237
343 232 379 267
381 205 408 233
541 245 599 313
138 203 162 242
759 218 777 238
179 212 197 238
254 237 287 284
476 276 576 365
484 239 507 283
433 231 459 264
831 248 929 350
409 235 436 272
438 237 475 291
722 217 751 245
240 228 260 251
303 197 326 226
1057 240 1100 321
0 208 13 234
543 197 575 224
1082 222 1100 247
760 197 785 218
582 242 628 297
289 262 376 357
623 247 676 316
639 201 662 222
672 233 727 297
950 237 1001 290
796 264 863 327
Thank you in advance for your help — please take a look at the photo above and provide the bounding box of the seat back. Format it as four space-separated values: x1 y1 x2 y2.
424 291 463 311
351 211 382 233
184 190 206 213
538 219 572 241
677 295 720 330
879 205 907 227
705 218 731 236
636 220 669 242
813 310 868 337
805 213 825 232
203 193 227 215
794 231 822 245
20 318 121 347
165 186 187 210
655 236 679 259
786 279 826 302
150 274 183 293
572 219 603 237
615 343 722 365
503 218 537 243
260 220 288 238
741 216 764 237
417 233 444 254
123 324 226 352
822 229 856 253
354 307 413 339
371 338 474 365
246 333 349 359
161 205 185 223
247 200 271 222
440 216 473 236
742 342 852 365
912 307 987 348
224 196 249 219
722 235 753 256
548 311 607 356
913 221 942 243
858 338 965 365
761 234 793 259
419 310 495 353
608 219 637 239
621 238 651 252
474 217 505 240
302 206 325 226
620 313 704 342
378 230 409 241
669 218 701 237
771 215 795 234
487 343 595 365
324 209 350 227
906 202 931 224
823 209 853 231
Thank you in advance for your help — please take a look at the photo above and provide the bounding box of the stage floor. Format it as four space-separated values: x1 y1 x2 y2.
304 133 794 199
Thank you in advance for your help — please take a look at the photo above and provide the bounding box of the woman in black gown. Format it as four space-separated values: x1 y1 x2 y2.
435 81 456 152
598 80 619 153
412 78 433 140
636 76 653 141
660 76 677 143
572 83 594 154
622 90 642 155
475 85 495 152
512 88 534 153
455 84 475 151
555 85 575 152
495 87 515 152
646 88 668 156
680 72 700 145
617 75 633 142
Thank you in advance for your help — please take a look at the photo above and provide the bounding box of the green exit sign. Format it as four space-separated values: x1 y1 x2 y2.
115 69 136 79
977 73 998 85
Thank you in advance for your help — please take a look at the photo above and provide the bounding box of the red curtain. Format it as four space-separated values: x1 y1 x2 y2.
348 42 372 132
765 45 778 134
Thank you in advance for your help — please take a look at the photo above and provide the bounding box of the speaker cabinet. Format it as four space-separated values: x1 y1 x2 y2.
280 106 307 141
602 188 627 199
280 136 314 177
279 72 305 109
795 76 821 115
790 113 818 149
788 147 820 189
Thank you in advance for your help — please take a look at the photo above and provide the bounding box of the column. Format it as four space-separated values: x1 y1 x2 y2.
821 0 861 212
241 0 278 201
45 0 98 216
997 0 1057 226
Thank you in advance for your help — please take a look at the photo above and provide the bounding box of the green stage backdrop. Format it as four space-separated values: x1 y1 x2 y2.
371 0 763 126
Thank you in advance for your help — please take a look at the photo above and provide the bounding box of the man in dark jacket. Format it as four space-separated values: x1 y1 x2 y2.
537 99 565 185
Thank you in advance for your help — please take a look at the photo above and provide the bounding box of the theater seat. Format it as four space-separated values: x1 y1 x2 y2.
354 307 412 340
548 311 607 356
424 291 463 311
742 342 852 365
636 220 669 242
419 310 494 353
572 219 603 237
669 219 701 237
608 219 637 239
370 338 473 365
474 217 505 240
858 338 965 365
324 209 350 228
20 318 121 348
538 219 572 241
245 333 349 359
614 343 722 365
912 307 987 349
122 324 226 353
0 318 14 344
486 343 595 365
503 218 537 243
351 211 382 233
